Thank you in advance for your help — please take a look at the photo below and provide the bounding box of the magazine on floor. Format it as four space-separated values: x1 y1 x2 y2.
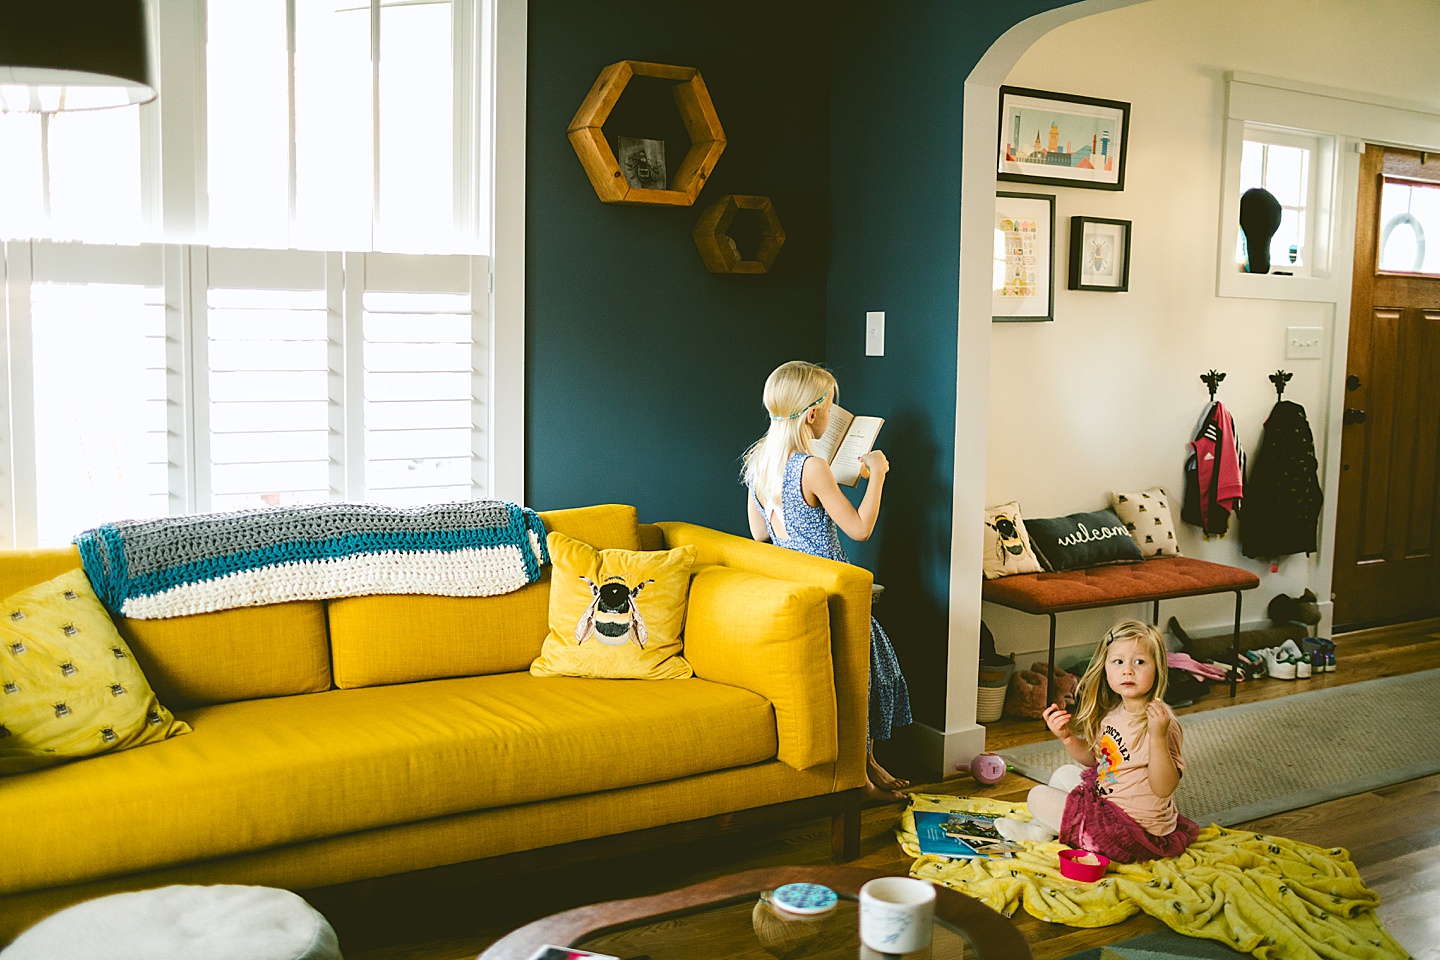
913 810 1021 859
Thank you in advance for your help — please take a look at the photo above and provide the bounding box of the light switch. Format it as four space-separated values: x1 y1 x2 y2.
1286 326 1323 360
866 311 885 357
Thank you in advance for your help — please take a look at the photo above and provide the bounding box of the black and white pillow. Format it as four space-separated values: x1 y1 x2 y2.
1110 487 1181 558
1025 509 1145 572
982 501 1044 579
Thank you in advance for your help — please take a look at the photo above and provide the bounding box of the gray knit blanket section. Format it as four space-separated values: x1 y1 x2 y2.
75 499 549 618
111 500 517 574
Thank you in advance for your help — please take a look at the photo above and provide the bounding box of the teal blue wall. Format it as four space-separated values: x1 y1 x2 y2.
527 1 1080 731
525 2 832 527
827 2 1077 728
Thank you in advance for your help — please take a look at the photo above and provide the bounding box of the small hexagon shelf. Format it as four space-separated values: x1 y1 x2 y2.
693 195 785 274
568 60 726 206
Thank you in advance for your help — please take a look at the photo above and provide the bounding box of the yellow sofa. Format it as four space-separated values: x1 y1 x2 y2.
0 504 871 943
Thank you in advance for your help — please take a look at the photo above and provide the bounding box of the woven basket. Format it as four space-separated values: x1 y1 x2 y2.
976 684 1007 723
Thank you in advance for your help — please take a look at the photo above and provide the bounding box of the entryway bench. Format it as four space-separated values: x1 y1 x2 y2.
981 557 1260 711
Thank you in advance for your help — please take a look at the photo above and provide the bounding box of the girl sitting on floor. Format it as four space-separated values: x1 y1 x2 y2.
996 620 1200 863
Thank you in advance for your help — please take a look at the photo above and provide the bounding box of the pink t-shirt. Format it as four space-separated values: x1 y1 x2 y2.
1092 701 1186 835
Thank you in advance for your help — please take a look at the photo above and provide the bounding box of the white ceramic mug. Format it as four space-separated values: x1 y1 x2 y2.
858 876 936 954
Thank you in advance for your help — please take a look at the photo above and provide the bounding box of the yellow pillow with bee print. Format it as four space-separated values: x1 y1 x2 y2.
530 532 696 680
0 568 191 775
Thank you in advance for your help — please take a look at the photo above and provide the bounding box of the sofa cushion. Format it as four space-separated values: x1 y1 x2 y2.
0 547 332 707
0 569 191 774
0 672 778 894
531 533 695 680
327 504 642 688
117 603 332 706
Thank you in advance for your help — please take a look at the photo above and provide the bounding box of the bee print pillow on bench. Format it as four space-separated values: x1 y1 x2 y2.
982 501 1044 579
530 532 696 680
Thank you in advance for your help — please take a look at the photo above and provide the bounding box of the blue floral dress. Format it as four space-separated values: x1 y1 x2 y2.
752 452 913 741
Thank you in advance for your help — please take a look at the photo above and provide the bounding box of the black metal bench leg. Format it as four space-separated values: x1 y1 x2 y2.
1230 588 1242 698
1152 599 1160 626
1046 612 1057 710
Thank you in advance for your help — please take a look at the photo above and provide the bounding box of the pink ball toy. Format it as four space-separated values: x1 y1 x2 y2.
955 752 1009 785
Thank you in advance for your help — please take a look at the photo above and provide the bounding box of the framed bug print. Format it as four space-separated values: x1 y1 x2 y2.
993 192 1055 322
1068 216 1131 291
998 86 1130 191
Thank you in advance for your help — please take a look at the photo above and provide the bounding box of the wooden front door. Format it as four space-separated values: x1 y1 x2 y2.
1333 146 1440 627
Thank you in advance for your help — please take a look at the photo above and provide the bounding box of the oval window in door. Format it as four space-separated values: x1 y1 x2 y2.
1378 177 1439 275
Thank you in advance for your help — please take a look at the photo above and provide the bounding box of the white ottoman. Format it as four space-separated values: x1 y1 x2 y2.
1 885 342 960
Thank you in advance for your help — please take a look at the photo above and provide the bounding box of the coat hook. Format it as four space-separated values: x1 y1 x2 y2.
1269 369 1293 400
1200 369 1227 400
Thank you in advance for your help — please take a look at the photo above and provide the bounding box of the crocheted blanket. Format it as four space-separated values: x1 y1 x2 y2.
897 794 1409 960
75 500 550 619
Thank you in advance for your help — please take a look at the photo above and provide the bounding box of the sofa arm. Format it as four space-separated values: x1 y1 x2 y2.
684 565 836 771
658 522 869 792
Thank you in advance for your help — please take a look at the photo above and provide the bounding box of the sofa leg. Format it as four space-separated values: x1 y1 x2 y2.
831 788 862 861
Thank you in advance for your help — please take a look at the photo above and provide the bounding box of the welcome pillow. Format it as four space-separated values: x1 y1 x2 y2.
0 568 191 775
1025 509 1144 572
982 501 1044 579
530 532 695 680
1110 487 1181 558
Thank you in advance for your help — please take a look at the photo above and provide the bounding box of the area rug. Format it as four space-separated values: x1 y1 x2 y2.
998 669 1440 826
1059 928 1247 959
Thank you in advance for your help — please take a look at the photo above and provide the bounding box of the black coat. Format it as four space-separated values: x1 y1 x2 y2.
1240 400 1323 558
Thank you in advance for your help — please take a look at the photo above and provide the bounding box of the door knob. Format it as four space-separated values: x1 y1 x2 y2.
1346 374 1361 392
1343 408 1368 425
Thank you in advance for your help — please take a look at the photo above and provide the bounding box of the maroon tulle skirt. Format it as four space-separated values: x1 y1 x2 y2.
1060 765 1199 864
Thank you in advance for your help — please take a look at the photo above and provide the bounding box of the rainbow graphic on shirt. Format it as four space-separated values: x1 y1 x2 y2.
1096 733 1124 785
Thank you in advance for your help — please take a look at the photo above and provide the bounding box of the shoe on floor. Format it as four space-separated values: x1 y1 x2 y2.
1254 645 1298 680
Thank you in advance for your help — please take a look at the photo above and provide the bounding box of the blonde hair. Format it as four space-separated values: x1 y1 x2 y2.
1069 619 1169 752
741 361 838 511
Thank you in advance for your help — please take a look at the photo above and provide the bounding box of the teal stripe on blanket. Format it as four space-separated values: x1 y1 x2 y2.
75 500 549 614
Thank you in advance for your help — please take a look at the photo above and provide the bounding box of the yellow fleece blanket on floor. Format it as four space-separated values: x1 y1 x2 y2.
898 794 1410 960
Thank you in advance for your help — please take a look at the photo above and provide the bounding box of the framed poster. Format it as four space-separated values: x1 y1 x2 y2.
1068 216 1131 291
998 86 1130 191
993 191 1055 322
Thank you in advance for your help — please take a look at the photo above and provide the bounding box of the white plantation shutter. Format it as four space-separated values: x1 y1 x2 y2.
12 243 170 545
200 249 338 512
355 253 483 505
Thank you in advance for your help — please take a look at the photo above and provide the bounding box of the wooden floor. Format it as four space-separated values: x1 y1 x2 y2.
314 621 1440 960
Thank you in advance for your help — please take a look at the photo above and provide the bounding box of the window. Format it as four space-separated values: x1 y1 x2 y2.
206 0 479 253
1378 176 1440 275
0 0 523 548
1232 126 1330 277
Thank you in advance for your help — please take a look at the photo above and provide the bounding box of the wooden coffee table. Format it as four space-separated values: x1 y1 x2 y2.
478 865 1031 959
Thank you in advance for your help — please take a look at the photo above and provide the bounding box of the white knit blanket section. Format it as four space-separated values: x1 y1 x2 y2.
119 545 539 619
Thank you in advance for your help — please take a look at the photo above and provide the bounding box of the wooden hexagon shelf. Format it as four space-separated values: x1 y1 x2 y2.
693 195 785 274
568 60 726 206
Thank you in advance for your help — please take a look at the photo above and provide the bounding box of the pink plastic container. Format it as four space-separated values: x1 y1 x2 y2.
1058 849 1110 882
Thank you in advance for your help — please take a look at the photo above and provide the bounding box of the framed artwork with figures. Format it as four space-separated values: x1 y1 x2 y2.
1068 216 1130 292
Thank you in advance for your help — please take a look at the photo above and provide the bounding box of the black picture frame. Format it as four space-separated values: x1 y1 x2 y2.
997 86 1131 192
1068 216 1131 292
993 191 1056 322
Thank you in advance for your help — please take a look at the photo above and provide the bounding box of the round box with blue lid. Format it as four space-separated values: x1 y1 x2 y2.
769 882 839 916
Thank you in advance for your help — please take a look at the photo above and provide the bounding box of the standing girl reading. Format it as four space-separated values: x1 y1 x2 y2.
995 620 1200 862
742 360 913 802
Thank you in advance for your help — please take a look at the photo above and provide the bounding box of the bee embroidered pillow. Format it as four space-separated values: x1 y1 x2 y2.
0 568 191 775
1110 487 1181 558
982 501 1044 579
530 532 696 680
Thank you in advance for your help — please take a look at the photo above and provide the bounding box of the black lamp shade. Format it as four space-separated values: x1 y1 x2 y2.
0 0 156 112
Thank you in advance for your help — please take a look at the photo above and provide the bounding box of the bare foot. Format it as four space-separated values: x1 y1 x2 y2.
866 754 910 803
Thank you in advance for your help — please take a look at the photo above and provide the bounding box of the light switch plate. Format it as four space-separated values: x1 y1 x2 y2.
866 311 885 357
1286 326 1323 360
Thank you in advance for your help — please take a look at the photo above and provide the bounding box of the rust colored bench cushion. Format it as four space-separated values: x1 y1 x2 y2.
981 557 1259 614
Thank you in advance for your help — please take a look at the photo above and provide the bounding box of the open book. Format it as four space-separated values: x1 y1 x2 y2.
811 404 884 487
